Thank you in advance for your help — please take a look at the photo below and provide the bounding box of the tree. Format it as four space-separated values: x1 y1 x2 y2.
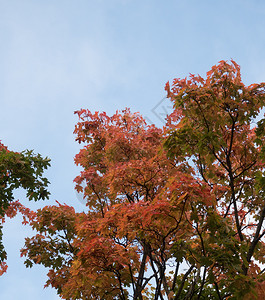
21 61 265 299
0 141 50 274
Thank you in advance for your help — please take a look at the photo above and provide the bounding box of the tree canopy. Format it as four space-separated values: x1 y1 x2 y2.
0 142 50 274
19 60 265 299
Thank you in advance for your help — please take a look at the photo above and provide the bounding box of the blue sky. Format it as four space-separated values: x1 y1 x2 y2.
1 0 265 298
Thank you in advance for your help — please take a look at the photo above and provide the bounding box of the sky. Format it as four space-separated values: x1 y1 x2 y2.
1 0 265 298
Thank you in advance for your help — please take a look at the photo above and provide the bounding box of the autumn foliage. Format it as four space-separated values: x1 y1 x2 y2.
20 61 265 299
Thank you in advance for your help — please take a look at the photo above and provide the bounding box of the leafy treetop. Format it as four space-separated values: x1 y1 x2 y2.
0 141 50 274
20 61 265 299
